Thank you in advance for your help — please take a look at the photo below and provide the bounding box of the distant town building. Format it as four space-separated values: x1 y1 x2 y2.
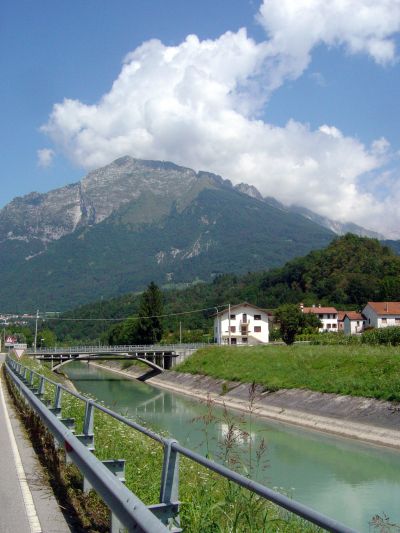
214 303 270 345
300 304 338 332
343 312 366 335
362 302 400 329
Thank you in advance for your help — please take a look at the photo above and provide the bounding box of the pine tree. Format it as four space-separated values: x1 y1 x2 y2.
134 282 164 344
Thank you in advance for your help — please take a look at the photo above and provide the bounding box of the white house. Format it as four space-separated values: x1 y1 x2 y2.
214 303 270 345
343 312 366 335
362 302 400 328
301 304 338 332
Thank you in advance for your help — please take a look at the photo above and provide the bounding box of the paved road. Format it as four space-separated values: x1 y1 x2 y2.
0 354 72 533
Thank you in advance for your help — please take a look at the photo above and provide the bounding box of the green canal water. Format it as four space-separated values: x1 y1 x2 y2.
64 362 400 532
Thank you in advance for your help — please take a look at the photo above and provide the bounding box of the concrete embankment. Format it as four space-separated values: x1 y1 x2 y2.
91 361 400 450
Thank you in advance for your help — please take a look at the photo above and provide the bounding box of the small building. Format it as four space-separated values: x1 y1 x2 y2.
300 304 338 332
214 303 270 345
337 311 346 332
362 302 400 329
343 312 366 335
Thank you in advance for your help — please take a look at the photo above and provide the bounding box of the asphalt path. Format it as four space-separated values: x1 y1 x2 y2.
0 354 72 533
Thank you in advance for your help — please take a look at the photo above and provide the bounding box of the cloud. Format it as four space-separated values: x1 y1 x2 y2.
257 0 400 89
41 0 400 237
37 148 55 168
309 72 327 87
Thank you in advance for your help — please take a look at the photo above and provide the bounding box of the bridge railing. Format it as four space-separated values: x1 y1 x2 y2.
26 343 207 354
4 356 358 533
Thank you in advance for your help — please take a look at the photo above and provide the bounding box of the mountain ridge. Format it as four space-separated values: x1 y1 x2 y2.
0 156 396 312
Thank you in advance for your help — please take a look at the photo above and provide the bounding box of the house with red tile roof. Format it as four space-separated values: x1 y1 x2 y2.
300 304 338 332
362 302 400 329
343 312 366 335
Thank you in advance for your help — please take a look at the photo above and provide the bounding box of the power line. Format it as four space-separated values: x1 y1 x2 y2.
4 304 228 323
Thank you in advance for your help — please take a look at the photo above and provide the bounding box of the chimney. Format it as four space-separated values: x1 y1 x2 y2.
318 304 321 308
312 304 315 308
300 303 304 312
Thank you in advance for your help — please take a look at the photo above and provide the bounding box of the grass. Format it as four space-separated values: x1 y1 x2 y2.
6 355 321 532
176 344 400 402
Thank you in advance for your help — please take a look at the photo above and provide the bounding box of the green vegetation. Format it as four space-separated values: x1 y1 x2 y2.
40 234 400 345
177 344 400 401
6 357 319 532
104 282 164 345
362 327 400 345
275 304 321 344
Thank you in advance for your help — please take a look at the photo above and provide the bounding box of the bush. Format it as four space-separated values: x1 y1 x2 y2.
361 327 400 346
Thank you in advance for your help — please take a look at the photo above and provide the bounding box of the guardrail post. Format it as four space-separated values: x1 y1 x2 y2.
35 376 46 400
83 400 94 436
148 439 180 531
50 384 63 418
76 400 95 473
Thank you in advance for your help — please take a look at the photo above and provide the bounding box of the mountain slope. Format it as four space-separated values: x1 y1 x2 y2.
48 234 400 342
0 181 334 311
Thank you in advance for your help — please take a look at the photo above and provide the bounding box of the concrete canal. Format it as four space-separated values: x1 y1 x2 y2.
64 362 400 532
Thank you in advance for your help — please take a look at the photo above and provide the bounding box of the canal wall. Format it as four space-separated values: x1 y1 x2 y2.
91 361 400 450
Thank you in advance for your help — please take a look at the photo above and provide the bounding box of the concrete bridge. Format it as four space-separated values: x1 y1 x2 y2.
25 343 204 373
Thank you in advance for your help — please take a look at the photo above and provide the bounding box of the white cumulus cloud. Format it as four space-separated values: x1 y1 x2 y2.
258 0 400 89
41 0 400 237
37 148 55 168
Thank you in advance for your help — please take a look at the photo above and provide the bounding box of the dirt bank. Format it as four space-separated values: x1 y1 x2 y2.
91 361 400 450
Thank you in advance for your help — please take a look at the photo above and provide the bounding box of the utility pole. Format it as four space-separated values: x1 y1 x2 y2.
214 307 220 345
34 309 39 353
228 303 231 345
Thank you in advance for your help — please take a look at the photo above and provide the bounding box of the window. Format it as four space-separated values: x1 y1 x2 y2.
254 314 261 320
395 318 400 325
319 314 323 319
254 326 261 333
327 324 331 329
231 338 237 344
230 314 236 320
332 324 337 328
242 337 248 343
382 318 387 324
230 326 236 333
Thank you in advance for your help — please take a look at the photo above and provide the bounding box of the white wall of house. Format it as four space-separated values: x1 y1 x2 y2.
343 316 365 335
362 304 400 328
302 307 338 332
214 304 269 345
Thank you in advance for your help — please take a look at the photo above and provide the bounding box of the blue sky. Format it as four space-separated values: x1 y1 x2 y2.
1 0 400 236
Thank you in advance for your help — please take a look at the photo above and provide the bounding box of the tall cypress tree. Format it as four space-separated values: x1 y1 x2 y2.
134 282 164 344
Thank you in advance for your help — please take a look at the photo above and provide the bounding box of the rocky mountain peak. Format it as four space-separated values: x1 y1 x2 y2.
235 183 263 201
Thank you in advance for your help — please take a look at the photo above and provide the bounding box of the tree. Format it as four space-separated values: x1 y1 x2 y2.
37 329 56 348
275 304 303 345
134 282 164 344
301 312 322 333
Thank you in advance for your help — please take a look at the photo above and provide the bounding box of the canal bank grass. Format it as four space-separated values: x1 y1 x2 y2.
177 344 400 402
8 356 321 533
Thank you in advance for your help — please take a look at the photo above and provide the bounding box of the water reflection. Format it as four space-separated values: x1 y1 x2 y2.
65 362 400 531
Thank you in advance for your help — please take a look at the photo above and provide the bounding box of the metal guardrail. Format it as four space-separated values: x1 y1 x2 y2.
4 356 359 533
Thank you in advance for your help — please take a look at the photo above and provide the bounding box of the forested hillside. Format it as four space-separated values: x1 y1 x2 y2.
48 234 400 343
